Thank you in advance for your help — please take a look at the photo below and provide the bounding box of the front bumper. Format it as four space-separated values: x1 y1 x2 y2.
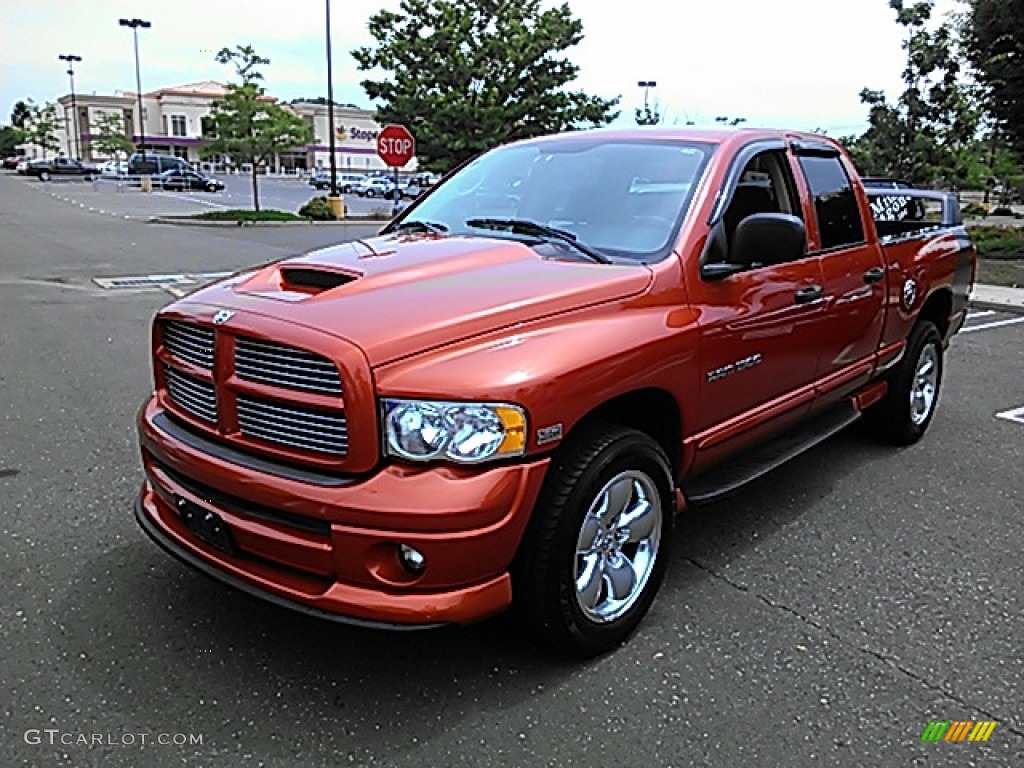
136 397 550 626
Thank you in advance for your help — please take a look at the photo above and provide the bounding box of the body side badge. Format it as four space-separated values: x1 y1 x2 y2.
902 279 917 310
536 424 563 445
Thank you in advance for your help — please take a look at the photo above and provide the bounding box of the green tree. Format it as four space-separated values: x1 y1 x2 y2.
202 45 313 210
90 112 134 162
846 1 981 186
964 0 1024 154
24 101 62 159
0 125 25 157
353 0 619 171
10 100 31 128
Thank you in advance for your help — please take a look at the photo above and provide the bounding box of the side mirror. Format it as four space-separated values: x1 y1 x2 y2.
699 220 743 281
732 213 806 268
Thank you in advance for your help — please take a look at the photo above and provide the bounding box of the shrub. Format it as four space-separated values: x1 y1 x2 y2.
961 202 989 218
194 209 306 222
299 196 336 221
967 224 1024 260
991 206 1015 217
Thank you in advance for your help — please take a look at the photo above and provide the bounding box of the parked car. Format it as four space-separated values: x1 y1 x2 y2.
309 171 367 193
2 155 28 170
352 176 399 199
136 128 975 657
23 157 99 181
128 153 193 175
399 173 438 199
155 169 224 192
99 160 129 177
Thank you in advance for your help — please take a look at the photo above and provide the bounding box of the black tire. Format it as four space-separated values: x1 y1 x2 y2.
39 171 50 182
365 189 376 198
865 321 943 445
512 423 673 657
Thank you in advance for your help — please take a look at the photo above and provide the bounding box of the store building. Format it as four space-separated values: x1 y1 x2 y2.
46 81 411 173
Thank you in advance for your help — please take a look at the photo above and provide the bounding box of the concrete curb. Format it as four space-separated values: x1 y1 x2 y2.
970 283 1024 315
148 216 390 227
969 298 1024 315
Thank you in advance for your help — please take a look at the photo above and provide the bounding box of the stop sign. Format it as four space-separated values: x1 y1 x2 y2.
377 124 416 167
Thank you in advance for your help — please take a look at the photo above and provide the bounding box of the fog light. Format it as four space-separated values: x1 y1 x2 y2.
398 544 426 575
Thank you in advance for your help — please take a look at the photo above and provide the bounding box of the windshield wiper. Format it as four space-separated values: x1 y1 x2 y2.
465 217 611 264
392 220 448 234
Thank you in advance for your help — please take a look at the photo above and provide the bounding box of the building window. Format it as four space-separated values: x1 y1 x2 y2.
171 115 187 137
172 146 189 160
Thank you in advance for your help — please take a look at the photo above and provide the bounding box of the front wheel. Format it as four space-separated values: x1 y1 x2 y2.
512 424 673 657
865 321 943 445
365 189 376 198
39 171 50 182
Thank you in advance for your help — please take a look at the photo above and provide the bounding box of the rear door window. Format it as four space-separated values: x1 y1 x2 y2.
798 155 865 251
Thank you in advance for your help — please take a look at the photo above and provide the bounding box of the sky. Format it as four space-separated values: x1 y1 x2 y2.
0 0 962 137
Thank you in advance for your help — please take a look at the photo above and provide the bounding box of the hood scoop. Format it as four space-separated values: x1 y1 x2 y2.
281 266 358 293
235 263 361 302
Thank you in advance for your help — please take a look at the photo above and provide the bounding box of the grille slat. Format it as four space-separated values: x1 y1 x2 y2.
234 365 343 394
235 338 341 395
237 402 349 438
237 395 347 456
234 345 337 371
239 422 348 453
165 366 217 423
163 321 214 368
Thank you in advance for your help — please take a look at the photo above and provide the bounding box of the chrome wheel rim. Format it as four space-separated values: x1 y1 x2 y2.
574 470 662 623
910 343 939 425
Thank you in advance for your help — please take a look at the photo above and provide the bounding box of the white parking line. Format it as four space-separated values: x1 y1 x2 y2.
961 316 1024 334
995 406 1024 425
968 310 996 319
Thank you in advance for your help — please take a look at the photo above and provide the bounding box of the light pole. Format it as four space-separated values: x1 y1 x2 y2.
325 0 338 198
636 81 658 126
119 18 151 161
638 80 657 112
58 54 82 159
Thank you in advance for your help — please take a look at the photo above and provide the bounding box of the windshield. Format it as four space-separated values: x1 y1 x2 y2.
401 139 714 261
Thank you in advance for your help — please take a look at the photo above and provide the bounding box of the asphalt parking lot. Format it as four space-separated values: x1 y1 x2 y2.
1 171 1022 767
32 171 411 221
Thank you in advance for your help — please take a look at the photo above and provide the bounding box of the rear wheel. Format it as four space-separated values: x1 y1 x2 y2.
39 170 50 182
512 424 673 657
865 321 943 445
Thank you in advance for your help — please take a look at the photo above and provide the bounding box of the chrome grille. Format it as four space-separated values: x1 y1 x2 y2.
237 395 348 457
235 337 342 395
162 321 214 369
165 365 217 423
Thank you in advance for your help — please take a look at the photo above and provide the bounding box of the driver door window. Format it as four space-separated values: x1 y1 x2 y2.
722 149 802 255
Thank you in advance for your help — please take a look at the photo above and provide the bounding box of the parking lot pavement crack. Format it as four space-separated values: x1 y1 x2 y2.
682 556 1024 738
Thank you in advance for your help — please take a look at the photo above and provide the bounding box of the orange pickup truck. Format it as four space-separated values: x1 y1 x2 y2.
136 128 975 656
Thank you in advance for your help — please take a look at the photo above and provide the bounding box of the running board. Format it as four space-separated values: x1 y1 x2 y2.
683 404 861 505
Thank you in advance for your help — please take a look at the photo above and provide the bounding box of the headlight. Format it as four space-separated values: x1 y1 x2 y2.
382 399 527 463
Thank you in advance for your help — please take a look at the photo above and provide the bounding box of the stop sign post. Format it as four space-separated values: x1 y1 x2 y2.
377 124 415 213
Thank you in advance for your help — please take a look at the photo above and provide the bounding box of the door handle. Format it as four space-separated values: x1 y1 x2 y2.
794 285 823 304
863 266 885 284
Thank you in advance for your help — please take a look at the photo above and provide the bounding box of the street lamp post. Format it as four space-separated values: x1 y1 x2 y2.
325 0 339 198
58 54 82 160
638 80 657 113
119 18 151 162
